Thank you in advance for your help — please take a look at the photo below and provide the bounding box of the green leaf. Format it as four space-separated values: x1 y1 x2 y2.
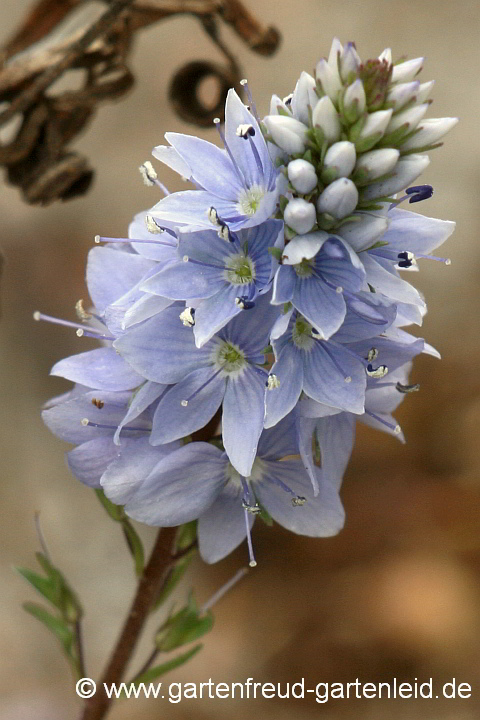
95 489 125 522
133 645 203 686
23 602 74 654
122 522 145 578
155 598 214 653
16 567 60 607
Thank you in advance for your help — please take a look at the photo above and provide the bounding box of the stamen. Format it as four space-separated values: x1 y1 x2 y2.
292 496 307 507
33 311 112 339
366 363 389 378
81 419 150 432
283 93 293 106
397 250 416 269
145 215 165 234
266 374 280 390
200 567 249 614
365 410 401 434
236 124 255 138
241 499 262 514
239 79 260 123
180 366 225 406
207 206 234 242
367 348 379 362
179 307 195 327
390 184 433 208
138 161 170 196
396 381 420 393
243 507 257 567
213 118 245 185
95 233 177 247
91 398 104 409
235 296 255 309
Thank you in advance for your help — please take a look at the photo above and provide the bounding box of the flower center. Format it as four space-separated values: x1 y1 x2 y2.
214 340 246 374
225 254 255 285
292 315 315 350
293 258 314 278
236 184 265 216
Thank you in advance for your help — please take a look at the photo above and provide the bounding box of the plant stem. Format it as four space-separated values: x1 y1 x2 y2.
79 526 177 720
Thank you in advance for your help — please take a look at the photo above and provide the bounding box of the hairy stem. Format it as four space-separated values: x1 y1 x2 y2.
79 526 177 720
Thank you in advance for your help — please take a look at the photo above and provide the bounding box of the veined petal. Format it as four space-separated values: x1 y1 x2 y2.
264 343 304 428
315 413 356 490
51 347 143 391
114 381 167 445
193 284 244 348
222 368 266 477
198 482 251 564
303 343 366 413
86 247 155 314
124 443 226 526
67 437 119 488
141 261 224 300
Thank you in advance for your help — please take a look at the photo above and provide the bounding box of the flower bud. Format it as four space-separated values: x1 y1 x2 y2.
316 58 342 103
391 57 424 84
263 115 309 155
291 72 317 126
284 198 317 235
340 42 360 81
354 148 399 181
361 154 430 200
386 103 429 134
343 79 366 122
399 117 458 151
311 96 341 144
287 159 318 194
415 80 435 104
323 141 357 179
316 177 359 219
355 109 393 151
386 81 420 111
281 231 328 265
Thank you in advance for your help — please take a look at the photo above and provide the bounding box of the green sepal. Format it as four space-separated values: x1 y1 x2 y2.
320 166 338 185
283 302 292 314
363 240 389 251
347 113 367 143
400 142 443 156
95 488 125 522
257 503 274 527
354 131 383 153
317 213 337 231
278 195 288 213
268 246 283 262
377 123 415 148
262 344 273 354
122 522 145 578
276 106 291 117
155 593 213 653
132 645 202 686
23 602 74 656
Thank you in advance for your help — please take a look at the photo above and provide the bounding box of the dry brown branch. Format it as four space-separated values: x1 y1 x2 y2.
0 0 280 205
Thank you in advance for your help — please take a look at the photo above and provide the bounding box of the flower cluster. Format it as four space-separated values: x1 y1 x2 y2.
41 39 456 566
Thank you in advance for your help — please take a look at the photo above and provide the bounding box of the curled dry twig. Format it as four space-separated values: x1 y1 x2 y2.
0 0 280 205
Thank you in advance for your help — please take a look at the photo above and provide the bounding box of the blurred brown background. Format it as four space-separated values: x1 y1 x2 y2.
1 0 480 718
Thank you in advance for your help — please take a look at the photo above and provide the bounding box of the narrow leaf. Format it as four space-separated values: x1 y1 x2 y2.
122 521 145 577
23 602 74 653
133 645 202 686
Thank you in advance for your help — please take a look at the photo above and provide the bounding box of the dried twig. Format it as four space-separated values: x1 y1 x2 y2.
0 0 280 205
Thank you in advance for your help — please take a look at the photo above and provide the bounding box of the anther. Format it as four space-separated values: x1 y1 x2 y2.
75 299 92 321
94 234 101 244
236 124 255 139
76 329 84 337
242 500 262 514
235 296 255 310
81 418 89 426
139 161 170 195
397 251 416 269
405 184 434 204
183 255 189 263
292 496 307 507
344 376 352 383
266 374 280 390
366 364 389 378
283 93 293 106
91 398 104 409
396 382 420 394
367 348 379 362
145 215 164 234
311 328 325 340
181 400 188 407
179 307 195 327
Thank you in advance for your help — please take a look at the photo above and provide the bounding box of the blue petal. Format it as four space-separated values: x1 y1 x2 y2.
315 413 356 490
257 411 300 460
67 437 119 488
102 436 179 505
51 348 143 391
150 367 226 444
361 253 422 305
272 265 296 304
141 261 224 300
151 190 242 230
198 481 252 563
123 294 174 329
86 247 155 314
222 368 266 477
165 132 243 198
128 211 180 263
221 290 281 359
193 284 243 348
315 237 365 293
114 306 211 384
264 343 304 428
114 381 167 445
152 144 192 179
255 459 345 536
293 274 346 339
382 208 455 255
303 343 366 413
124 443 226 526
